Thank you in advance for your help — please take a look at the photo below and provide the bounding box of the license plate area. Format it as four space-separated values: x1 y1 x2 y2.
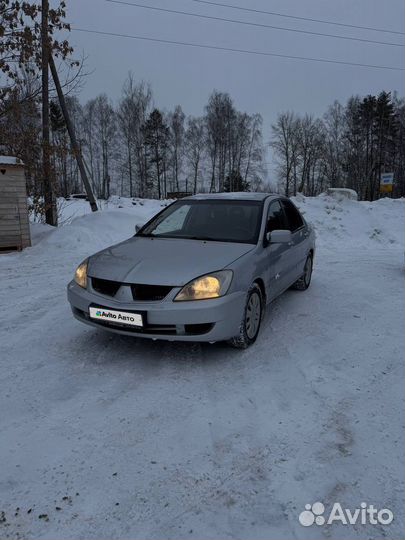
89 306 144 328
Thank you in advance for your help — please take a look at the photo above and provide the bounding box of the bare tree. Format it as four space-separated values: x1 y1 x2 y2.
205 91 235 192
185 116 205 194
242 113 265 190
271 112 300 196
323 101 346 188
296 115 325 194
204 91 264 192
117 74 152 197
90 94 116 199
168 105 185 192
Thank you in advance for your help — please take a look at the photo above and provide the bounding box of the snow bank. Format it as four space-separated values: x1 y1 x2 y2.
26 194 405 257
56 196 171 225
21 194 405 264
20 194 404 285
292 194 404 249
326 187 358 201
27 197 170 259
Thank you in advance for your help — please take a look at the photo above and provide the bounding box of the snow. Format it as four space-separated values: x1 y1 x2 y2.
0 195 404 540
326 188 358 201
0 155 24 166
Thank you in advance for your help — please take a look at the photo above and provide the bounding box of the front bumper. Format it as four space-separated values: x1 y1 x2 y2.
67 280 246 342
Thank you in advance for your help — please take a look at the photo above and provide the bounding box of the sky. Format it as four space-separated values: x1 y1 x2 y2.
64 0 404 169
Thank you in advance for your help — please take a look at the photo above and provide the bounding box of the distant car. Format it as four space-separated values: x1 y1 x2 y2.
67 193 315 348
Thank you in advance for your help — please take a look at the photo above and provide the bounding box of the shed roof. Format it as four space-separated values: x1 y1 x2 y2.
0 156 25 166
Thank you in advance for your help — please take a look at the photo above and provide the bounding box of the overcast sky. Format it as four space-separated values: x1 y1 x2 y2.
66 0 404 168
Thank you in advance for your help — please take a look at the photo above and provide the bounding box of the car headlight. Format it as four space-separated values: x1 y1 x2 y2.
74 259 88 289
174 270 233 301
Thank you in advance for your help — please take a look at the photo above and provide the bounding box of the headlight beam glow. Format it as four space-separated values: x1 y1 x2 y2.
74 259 88 289
174 270 233 301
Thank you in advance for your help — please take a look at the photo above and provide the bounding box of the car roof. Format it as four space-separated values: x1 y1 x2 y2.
183 192 279 202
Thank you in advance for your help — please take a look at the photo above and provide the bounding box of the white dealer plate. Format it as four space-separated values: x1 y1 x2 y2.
89 307 143 327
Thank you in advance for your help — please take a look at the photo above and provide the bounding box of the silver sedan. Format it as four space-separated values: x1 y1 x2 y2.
67 193 315 348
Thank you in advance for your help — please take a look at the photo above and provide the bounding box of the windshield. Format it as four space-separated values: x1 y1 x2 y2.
138 199 263 244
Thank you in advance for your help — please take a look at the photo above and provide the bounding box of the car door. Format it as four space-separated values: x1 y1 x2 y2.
264 199 292 300
279 199 307 285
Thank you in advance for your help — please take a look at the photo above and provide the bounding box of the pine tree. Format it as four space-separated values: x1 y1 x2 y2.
142 109 170 198
223 170 249 192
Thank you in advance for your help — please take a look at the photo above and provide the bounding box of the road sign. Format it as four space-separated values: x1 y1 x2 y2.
380 172 394 185
380 184 393 193
380 172 394 193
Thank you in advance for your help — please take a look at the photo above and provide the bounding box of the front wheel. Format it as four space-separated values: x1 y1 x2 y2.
292 254 313 291
228 283 263 349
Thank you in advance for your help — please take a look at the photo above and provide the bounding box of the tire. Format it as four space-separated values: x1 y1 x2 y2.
228 283 263 349
292 254 313 291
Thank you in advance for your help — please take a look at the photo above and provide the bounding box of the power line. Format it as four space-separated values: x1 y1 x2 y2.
72 27 405 71
105 0 403 47
183 0 405 37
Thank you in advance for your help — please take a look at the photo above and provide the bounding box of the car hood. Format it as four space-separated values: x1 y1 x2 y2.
87 236 254 286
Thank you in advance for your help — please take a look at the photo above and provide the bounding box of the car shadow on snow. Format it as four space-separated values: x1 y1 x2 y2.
67 286 313 373
68 326 236 372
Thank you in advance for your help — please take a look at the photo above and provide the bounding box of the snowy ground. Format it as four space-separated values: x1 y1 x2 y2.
0 194 404 540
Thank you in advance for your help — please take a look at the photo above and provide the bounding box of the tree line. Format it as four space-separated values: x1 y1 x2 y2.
0 72 267 205
1 1 404 210
1 75 404 206
271 91 405 200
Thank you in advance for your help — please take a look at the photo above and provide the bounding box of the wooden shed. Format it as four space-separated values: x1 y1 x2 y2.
0 156 31 251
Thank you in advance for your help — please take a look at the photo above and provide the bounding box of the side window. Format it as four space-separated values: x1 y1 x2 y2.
280 200 304 232
266 200 287 232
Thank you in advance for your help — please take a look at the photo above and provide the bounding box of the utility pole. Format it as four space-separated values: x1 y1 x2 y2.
49 54 98 212
41 0 57 225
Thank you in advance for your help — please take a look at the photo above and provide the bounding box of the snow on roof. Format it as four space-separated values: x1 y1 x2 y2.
0 156 24 166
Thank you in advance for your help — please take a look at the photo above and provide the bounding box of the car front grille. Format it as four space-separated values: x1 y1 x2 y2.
91 277 172 302
92 277 121 297
131 284 173 302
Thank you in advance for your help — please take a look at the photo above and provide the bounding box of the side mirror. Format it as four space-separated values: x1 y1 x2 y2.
135 223 143 233
267 229 292 244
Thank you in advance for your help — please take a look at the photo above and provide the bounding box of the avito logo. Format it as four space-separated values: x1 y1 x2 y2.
299 501 393 527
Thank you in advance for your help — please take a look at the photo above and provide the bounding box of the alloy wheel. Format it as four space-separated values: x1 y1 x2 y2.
246 291 261 339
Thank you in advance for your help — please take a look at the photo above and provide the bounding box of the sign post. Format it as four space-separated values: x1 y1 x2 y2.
380 172 394 194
